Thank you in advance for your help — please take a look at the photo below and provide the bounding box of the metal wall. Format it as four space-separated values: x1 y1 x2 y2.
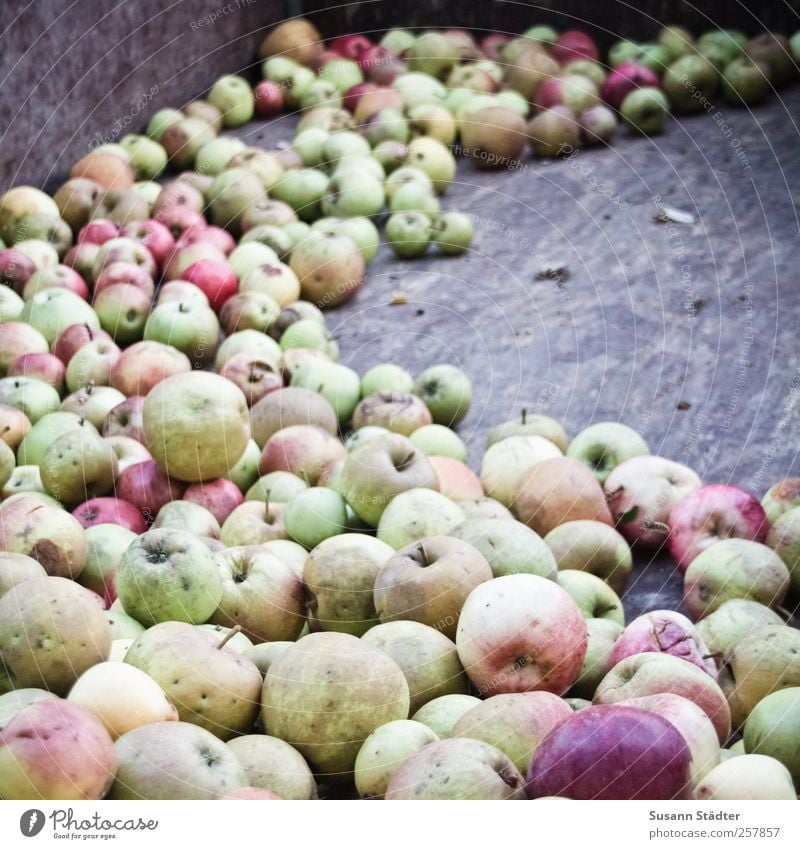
0 0 284 190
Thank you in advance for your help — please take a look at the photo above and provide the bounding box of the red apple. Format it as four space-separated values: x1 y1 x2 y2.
668 484 768 572
77 219 119 246
552 30 599 64
179 259 238 312
102 395 145 443
601 62 662 110
118 219 176 267
429 456 484 501
260 424 346 485
608 610 718 678
480 33 510 61
456 574 588 696
93 261 155 300
183 478 244 524
343 81 378 112
8 352 66 391
254 81 285 118
63 242 100 281
109 340 191 397
175 225 236 256
72 497 148 533
220 353 284 407
330 34 372 60
114 459 186 524
0 247 37 294
154 205 206 240
52 323 113 366
526 704 692 799
23 265 89 301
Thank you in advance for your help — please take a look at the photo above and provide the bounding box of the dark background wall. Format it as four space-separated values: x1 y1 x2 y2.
1 0 799 190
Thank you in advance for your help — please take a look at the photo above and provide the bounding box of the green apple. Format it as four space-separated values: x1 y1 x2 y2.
284 486 348 549
312 216 380 264
566 421 649 484
409 423 467 461
696 598 783 657
766 506 800 595
377 489 464 548
743 687 800 785
432 211 473 255
144 301 220 366
154 500 220 539
385 211 431 258
405 136 456 193
557 569 625 624
40 427 118 505
411 693 481 738
620 87 670 135
415 364 472 426
142 371 251 482
390 181 440 219
361 363 414 396
355 720 439 799
270 168 330 222
119 134 167 179
146 108 183 140
208 74 254 127
570 618 624 700
19 289 99 345
454 517 558 580
226 735 317 800
115 528 223 626
246 471 308 503
303 533 394 635
195 137 246 177
290 360 361 424
544 519 633 594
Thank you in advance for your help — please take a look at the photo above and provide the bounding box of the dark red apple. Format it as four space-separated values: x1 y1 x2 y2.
179 259 238 312
343 82 378 113
77 219 119 246
552 30 599 64
254 81 285 118
183 478 244 524
668 484 768 572
114 460 186 524
118 219 176 268
601 62 661 110
526 704 692 799
52 323 113 366
72 497 148 533
330 34 372 60
480 33 510 61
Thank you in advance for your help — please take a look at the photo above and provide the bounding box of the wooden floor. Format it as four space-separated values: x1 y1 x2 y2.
240 87 800 618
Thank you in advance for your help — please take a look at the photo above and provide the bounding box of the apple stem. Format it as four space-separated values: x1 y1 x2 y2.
605 485 623 500
642 520 669 534
84 322 94 340
775 605 794 622
84 380 95 396
216 624 242 650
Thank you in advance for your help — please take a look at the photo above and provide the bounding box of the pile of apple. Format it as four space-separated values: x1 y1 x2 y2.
0 16 798 804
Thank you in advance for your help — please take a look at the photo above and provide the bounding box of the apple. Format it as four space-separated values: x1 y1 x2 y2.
386 737 524 799
486 410 569 452
0 496 88 578
566 422 649 484
600 62 661 110
354 720 438 799
620 86 670 134
0 247 37 293
153 500 220 539
743 687 800 786
0 699 116 800
453 692 573 775
568 618 623 700
544 520 633 593
7 351 65 391
745 32 797 86
0 551 46 596
39 426 118 505
105 435 150 476
259 424 346 485
224 437 263 497
725 625 800 720
110 340 191 397
609 610 717 676
526 106 579 157
63 338 120 393
535 74 600 114
177 478 242 525
0 575 110 693
408 423 467 461
696 598 783 657
261 631 409 779
61 385 127 429
284 486 347 549
215 329 281 372
557 570 625 625
115 459 185 524
72 496 147 533
761 478 800 523
683 539 790 619
527 704 691 799
0 688 58 730
338 432 438 526
668 484 768 572
351 391 432 436
303 534 394 636
226 735 316 800
456 573 587 696
480 434 563 507
77 521 137 605
721 57 771 105
246 471 307 504
142 372 250 483
579 104 618 144
102 395 145 443
219 499 287 547
428 456 482 501
207 545 305 643
289 231 365 309
512 456 613 536
414 363 472 426
67 660 177 739
125 621 261 739
605 455 702 546
384 211 432 258
361 620 468 715
766 506 800 595
376 488 465 549
115 528 222 626
109 720 246 799
23 264 89 301
594 653 731 743
0 403 31 451
1 465 45 500
251 386 337 449
0 321 49 376
454 517 558 580
695 753 796 800
0 375 60 424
